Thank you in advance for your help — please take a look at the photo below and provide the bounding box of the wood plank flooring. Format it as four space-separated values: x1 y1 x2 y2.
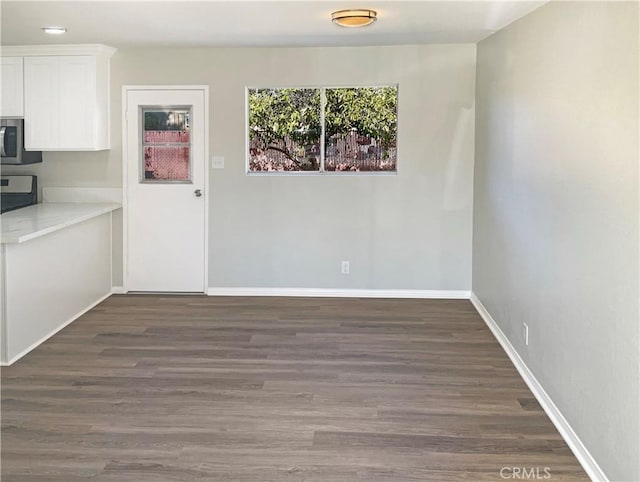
1 295 587 481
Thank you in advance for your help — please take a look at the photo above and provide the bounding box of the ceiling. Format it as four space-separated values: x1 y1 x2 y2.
1 1 547 48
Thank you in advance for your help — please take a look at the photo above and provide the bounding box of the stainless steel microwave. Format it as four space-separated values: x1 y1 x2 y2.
0 118 42 165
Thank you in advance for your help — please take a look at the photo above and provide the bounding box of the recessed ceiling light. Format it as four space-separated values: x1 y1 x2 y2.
331 9 377 28
41 27 67 35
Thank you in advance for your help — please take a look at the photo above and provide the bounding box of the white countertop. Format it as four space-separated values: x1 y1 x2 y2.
1 203 121 244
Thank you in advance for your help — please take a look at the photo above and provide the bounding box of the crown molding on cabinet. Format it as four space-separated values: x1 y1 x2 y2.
0 44 116 57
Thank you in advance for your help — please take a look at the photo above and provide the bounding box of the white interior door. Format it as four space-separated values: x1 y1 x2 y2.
125 88 207 292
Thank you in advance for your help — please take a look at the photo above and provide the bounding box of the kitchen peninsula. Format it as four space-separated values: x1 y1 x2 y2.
1 202 120 364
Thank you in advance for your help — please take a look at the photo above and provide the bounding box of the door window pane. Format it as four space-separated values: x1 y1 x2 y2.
141 108 191 182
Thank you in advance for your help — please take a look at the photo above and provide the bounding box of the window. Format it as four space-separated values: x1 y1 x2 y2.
248 88 321 172
247 86 398 173
141 107 191 182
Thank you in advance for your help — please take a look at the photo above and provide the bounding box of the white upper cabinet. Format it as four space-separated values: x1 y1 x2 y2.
23 56 59 148
0 57 24 117
24 56 98 150
4 45 115 151
59 56 96 149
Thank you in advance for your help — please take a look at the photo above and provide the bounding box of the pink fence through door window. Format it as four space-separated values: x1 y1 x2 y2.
144 130 190 181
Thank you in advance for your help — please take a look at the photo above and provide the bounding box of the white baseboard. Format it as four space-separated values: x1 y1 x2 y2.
111 286 127 294
207 287 471 299
0 292 112 367
470 292 608 482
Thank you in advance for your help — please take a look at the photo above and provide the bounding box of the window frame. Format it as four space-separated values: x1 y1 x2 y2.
245 84 399 176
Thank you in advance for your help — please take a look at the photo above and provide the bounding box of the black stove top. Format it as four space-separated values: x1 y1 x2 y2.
1 175 38 214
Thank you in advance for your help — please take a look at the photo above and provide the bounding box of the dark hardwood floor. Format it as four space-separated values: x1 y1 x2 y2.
1 295 587 481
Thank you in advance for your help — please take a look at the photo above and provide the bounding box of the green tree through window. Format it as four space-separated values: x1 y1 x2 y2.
248 86 397 172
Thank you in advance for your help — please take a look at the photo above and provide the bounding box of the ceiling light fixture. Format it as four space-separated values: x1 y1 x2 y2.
41 27 67 35
331 9 377 28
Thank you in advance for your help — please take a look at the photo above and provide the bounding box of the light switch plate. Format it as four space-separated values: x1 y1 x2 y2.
212 156 225 169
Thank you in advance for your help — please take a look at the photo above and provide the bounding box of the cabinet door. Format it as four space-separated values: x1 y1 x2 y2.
59 56 95 149
1 57 24 117
24 56 59 149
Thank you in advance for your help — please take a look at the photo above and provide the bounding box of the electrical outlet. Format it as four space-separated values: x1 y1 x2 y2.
523 323 529 346
341 261 350 275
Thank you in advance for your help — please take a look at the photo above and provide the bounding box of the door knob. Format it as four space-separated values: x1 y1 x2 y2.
194 189 202 197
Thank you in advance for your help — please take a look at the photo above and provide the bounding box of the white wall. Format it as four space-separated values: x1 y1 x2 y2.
473 2 639 481
6 44 477 292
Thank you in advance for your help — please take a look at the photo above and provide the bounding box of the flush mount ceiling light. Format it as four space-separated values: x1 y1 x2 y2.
41 27 67 35
331 9 377 28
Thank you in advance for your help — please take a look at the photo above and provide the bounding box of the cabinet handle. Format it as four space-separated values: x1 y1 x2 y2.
194 189 202 197
0 127 6 157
